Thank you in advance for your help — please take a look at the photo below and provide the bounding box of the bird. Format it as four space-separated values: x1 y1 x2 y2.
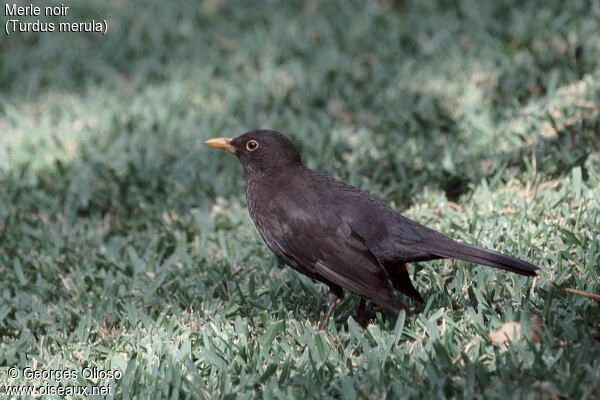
204 129 538 329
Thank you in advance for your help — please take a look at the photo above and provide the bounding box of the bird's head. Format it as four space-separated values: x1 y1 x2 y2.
204 129 302 177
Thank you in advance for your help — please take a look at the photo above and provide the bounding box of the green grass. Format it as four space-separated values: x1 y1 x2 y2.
1 0 599 398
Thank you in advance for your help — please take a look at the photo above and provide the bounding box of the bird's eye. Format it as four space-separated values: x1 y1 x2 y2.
246 140 259 151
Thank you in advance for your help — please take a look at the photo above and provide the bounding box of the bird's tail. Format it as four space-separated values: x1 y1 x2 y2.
431 241 538 276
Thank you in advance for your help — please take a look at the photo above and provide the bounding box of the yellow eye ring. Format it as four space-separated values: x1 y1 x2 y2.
246 140 259 151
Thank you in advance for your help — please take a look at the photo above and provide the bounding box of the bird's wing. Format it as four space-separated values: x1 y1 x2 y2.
295 169 444 263
266 198 405 311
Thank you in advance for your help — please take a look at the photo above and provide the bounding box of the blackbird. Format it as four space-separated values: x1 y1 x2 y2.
205 130 538 329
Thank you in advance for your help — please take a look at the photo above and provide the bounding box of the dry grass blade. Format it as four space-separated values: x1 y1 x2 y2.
564 288 600 303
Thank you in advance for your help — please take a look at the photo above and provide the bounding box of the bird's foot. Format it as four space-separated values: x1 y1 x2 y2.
317 291 342 330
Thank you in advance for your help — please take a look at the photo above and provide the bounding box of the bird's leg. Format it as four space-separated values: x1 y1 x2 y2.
317 290 342 330
355 298 368 328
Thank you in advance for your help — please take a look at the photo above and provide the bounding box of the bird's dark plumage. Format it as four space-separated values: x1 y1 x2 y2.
205 130 538 328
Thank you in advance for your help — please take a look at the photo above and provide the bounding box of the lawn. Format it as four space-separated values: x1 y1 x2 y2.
1 0 599 398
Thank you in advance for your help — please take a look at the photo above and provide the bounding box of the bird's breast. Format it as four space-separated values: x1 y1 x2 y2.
245 182 282 248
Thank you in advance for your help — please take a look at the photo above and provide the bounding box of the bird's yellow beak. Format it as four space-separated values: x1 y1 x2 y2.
204 137 237 153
